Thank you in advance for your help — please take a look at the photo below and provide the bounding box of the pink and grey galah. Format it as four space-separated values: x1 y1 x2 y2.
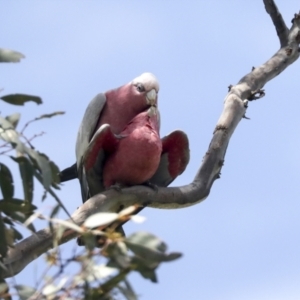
59 73 190 203
84 106 162 192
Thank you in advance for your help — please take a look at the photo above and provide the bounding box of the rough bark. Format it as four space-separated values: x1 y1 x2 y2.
2 0 300 279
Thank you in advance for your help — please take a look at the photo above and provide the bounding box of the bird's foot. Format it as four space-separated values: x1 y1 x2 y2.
143 181 159 192
108 183 124 192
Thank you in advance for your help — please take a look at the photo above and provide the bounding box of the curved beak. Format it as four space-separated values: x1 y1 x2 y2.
146 89 157 106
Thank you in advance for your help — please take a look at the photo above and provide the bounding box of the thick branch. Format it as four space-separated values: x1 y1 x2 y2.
2 6 300 279
263 0 289 46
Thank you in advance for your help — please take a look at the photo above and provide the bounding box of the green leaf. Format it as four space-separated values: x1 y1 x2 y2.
33 168 72 218
125 232 182 266
9 211 36 232
49 160 61 189
78 232 97 250
131 256 158 283
106 242 130 269
50 204 60 218
0 199 37 215
0 116 24 150
12 227 23 241
126 231 166 253
2 216 13 226
5 113 20 129
0 163 14 200
0 214 8 259
11 156 34 203
15 285 37 300
0 48 24 62
117 279 138 300
1 94 42 106
26 150 52 190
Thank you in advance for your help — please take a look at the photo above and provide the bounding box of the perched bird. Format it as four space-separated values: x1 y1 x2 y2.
80 107 190 201
60 73 190 245
83 106 162 192
60 72 160 199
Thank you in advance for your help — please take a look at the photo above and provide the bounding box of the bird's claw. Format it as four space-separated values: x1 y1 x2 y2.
108 183 123 192
143 181 159 192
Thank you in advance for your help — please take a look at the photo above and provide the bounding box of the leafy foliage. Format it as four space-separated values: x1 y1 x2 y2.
0 48 181 300
0 49 66 265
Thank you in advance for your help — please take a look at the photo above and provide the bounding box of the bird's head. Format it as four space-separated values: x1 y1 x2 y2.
131 72 159 107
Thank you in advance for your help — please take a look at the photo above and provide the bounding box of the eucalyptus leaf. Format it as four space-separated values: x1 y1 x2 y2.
4 228 14 247
33 168 71 218
26 150 52 189
49 160 60 188
117 279 137 300
106 241 130 269
0 199 37 214
0 116 24 151
0 48 24 62
126 232 167 253
0 163 14 200
5 113 20 129
11 156 34 203
0 215 8 258
125 232 182 266
12 227 23 241
1 94 42 106
50 204 60 218
131 256 158 283
14 285 37 300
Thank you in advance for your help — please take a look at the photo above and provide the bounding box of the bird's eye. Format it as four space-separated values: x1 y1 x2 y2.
136 83 145 92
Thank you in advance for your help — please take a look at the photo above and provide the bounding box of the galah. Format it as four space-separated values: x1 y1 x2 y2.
60 73 159 177
83 106 162 193
60 73 160 195
78 104 189 246
79 107 190 201
60 72 189 199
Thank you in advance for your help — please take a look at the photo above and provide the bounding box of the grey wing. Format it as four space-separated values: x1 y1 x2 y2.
78 131 107 202
76 93 106 168
78 124 119 202
76 93 106 201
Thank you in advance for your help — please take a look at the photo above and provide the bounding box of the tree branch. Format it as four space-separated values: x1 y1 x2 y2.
263 0 290 47
2 5 300 279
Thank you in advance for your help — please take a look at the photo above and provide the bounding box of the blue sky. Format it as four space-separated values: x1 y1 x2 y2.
1 1 300 299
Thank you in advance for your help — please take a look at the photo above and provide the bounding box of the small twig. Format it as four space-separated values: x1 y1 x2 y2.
20 112 64 135
20 131 46 149
0 148 13 156
0 141 10 149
